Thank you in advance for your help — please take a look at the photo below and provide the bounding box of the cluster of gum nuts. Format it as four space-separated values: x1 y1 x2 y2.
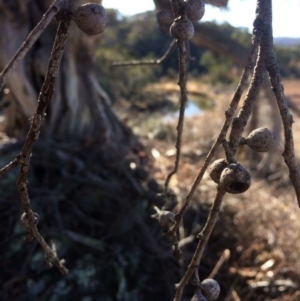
209 128 274 194
71 2 107 36
192 279 220 301
156 0 205 40
156 128 274 231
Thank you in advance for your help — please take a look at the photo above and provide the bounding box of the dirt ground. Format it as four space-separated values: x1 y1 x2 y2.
2 77 300 301
125 77 300 301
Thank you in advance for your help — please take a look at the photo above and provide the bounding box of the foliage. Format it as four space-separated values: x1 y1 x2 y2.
274 46 300 78
95 10 206 100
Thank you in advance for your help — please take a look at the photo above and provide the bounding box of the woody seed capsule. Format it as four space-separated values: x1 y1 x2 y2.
73 3 107 36
201 279 220 300
245 127 274 152
219 163 251 194
185 0 205 22
208 158 228 184
170 15 194 40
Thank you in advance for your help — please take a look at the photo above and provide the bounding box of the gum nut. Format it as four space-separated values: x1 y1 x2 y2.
219 163 251 194
73 3 107 35
208 158 228 184
246 127 274 152
201 279 220 300
186 0 205 22
170 16 194 40
156 9 173 26
159 211 175 230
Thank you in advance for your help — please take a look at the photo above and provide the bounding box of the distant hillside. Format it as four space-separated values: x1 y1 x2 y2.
274 37 300 46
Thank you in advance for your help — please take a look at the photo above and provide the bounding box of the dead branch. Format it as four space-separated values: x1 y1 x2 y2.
16 11 72 275
164 39 188 201
0 0 65 90
263 2 300 206
173 189 226 301
112 39 176 67
171 1 270 299
168 10 263 237
0 158 19 178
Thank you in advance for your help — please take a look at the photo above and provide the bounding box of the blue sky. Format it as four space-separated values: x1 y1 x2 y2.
102 0 300 38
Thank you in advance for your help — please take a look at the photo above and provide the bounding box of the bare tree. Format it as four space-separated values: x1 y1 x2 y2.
1 0 300 301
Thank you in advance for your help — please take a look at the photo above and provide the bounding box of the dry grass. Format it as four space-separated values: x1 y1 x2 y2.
130 77 300 300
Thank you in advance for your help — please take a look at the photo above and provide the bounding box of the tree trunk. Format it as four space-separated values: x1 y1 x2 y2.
0 0 141 154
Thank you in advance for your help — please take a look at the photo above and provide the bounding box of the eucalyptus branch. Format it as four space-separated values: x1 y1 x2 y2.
228 31 269 152
168 14 263 236
164 40 188 199
0 0 65 90
263 1 300 206
173 188 226 301
16 12 72 275
208 249 230 279
171 2 290 299
0 158 19 178
112 39 176 67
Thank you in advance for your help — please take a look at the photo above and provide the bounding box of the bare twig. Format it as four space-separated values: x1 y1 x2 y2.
222 140 236 163
169 12 263 236
164 40 188 199
16 11 72 275
171 2 269 299
262 1 300 206
0 0 65 90
0 158 19 178
228 20 269 153
173 188 226 301
112 39 176 67
208 249 230 279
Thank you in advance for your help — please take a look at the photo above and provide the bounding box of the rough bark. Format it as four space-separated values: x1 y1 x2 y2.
0 0 140 154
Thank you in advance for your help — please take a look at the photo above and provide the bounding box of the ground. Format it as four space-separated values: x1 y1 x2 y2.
1 78 300 300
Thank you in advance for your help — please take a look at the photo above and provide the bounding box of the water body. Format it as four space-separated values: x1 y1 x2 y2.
164 97 214 121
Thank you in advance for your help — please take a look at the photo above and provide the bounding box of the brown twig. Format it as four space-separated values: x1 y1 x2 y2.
16 11 72 275
262 1 300 206
169 11 263 236
0 158 19 178
173 188 226 301
171 1 268 299
0 0 65 90
164 40 188 199
228 15 269 153
208 249 230 279
112 39 176 67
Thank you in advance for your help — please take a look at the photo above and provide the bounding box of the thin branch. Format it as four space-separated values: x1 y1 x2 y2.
0 0 65 90
171 1 268 298
208 249 230 279
0 158 19 178
112 39 176 67
173 188 226 301
16 12 72 275
228 37 268 153
263 1 300 206
164 40 188 199
168 13 263 235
